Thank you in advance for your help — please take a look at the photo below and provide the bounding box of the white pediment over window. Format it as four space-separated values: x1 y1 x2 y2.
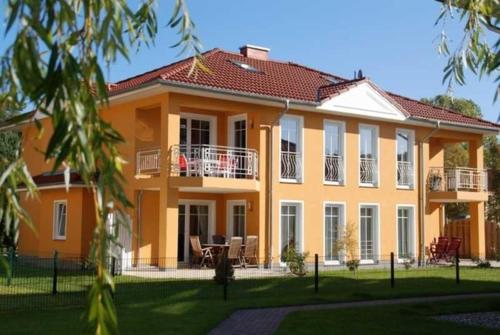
317 82 407 121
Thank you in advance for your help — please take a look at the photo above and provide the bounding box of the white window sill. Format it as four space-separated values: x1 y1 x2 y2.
359 183 378 188
324 181 344 186
324 260 341 266
280 179 302 184
397 185 414 190
360 259 376 265
53 237 67 241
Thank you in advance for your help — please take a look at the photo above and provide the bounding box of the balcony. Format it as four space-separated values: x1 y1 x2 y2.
397 161 414 188
324 155 344 184
280 151 301 181
136 148 161 177
427 167 488 203
169 144 260 193
360 157 377 185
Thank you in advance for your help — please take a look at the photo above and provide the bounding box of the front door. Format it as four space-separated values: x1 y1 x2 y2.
177 201 214 262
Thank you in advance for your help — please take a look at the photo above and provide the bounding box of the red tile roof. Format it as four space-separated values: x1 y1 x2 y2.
110 48 499 130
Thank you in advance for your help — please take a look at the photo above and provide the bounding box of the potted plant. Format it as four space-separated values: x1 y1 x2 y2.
429 173 442 191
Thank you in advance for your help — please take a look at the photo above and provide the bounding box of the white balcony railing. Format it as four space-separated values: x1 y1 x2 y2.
360 157 377 185
324 155 344 183
428 167 487 192
171 144 258 179
397 161 414 187
136 148 161 175
281 151 301 181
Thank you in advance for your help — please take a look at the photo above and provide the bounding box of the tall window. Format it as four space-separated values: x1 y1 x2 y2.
359 125 378 186
53 201 67 240
396 129 414 188
324 121 344 184
360 205 378 262
325 204 344 263
397 206 415 259
228 201 246 239
280 202 302 261
280 116 302 182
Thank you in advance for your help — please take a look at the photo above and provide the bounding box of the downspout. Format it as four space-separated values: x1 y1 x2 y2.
267 99 289 267
136 190 144 262
418 120 440 266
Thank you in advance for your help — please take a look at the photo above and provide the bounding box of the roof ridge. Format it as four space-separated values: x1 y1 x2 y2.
287 61 347 81
113 48 221 85
387 91 500 126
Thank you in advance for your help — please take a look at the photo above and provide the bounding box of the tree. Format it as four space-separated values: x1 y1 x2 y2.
436 0 500 105
0 1 201 334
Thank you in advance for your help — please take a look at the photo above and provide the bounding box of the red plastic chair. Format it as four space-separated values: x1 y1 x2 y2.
445 238 461 262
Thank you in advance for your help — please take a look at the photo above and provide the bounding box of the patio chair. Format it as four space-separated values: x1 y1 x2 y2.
179 154 200 176
227 236 243 268
428 236 449 264
242 235 258 268
189 236 214 268
445 237 461 262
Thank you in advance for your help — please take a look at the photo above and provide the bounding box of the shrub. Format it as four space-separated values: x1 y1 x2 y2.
283 247 309 276
213 254 234 284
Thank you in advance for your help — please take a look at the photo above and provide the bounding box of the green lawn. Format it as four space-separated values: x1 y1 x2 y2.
0 266 499 334
276 298 500 335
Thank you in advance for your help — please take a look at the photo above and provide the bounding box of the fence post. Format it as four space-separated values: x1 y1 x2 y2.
52 250 58 295
390 252 395 288
223 255 228 301
314 254 319 293
111 256 116 277
455 249 460 284
6 246 14 286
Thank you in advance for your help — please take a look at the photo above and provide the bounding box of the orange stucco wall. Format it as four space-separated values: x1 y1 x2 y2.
19 188 95 257
17 90 486 260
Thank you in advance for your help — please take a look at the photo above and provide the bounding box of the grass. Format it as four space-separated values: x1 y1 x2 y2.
0 266 500 334
276 298 500 334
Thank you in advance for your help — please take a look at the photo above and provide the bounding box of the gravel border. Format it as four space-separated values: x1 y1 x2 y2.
434 312 500 329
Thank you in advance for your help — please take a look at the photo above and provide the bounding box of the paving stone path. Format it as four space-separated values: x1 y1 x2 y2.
208 292 500 335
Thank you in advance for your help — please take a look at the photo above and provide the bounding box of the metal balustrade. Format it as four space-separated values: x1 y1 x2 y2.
136 148 161 175
428 167 487 192
324 155 344 183
397 161 414 187
171 144 258 179
280 151 301 181
360 157 377 185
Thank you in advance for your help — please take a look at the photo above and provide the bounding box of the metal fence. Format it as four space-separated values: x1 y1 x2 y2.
1 251 499 311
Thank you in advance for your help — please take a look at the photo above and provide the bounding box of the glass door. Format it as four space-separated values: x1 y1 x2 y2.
228 115 247 178
178 202 213 262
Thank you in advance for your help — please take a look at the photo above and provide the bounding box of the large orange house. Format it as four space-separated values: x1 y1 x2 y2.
9 45 500 267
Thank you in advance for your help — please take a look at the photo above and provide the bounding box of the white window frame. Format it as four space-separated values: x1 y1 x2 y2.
53 200 68 240
395 128 415 189
226 200 246 239
178 199 216 262
278 200 304 266
396 204 416 262
180 112 217 146
227 114 247 148
323 120 346 185
358 203 380 264
279 115 304 183
358 124 380 187
323 201 346 265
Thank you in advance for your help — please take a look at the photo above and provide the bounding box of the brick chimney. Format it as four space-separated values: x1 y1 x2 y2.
239 44 270 60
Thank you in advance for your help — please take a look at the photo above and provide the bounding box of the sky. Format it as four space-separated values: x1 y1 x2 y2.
1 1 499 123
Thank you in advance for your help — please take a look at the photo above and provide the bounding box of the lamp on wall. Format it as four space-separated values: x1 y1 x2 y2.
249 118 254 129
247 200 253 212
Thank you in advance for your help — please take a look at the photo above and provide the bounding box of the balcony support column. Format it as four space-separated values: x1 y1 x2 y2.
470 202 486 259
158 95 180 267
